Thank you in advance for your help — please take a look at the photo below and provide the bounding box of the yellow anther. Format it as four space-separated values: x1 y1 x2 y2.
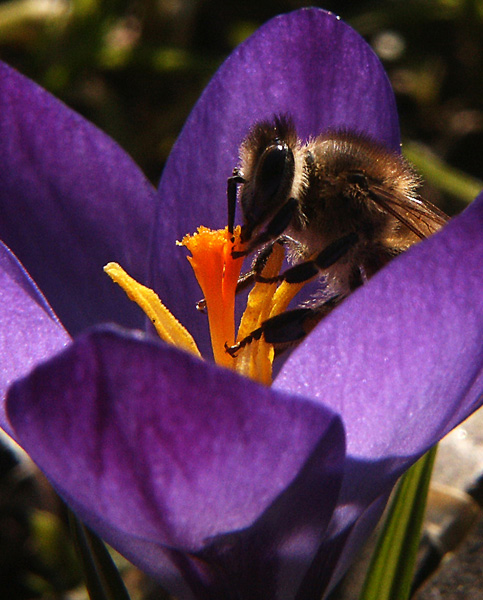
104 262 201 358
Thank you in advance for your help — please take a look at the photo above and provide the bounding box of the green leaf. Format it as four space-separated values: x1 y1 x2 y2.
359 445 438 600
68 509 131 600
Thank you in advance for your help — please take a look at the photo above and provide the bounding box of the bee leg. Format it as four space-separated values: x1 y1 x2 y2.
263 298 341 344
225 310 310 357
225 298 341 356
227 169 245 234
235 238 294 295
255 232 358 285
234 234 301 295
235 242 276 292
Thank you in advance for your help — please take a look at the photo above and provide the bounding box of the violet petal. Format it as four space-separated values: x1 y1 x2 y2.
0 62 158 335
0 241 69 436
7 327 345 599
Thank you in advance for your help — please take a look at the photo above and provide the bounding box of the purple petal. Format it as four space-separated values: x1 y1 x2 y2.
0 62 158 335
7 327 345 599
150 8 400 351
0 242 69 436
275 194 483 592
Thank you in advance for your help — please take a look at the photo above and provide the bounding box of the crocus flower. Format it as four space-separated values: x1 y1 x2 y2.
0 7 482 600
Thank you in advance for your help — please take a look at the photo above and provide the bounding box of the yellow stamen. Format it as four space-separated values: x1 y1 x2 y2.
268 274 308 319
104 262 201 358
234 243 285 384
179 226 245 368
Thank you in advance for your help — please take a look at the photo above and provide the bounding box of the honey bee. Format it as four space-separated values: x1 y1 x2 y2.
225 115 449 354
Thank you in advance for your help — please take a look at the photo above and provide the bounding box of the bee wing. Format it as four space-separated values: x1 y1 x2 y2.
369 184 449 240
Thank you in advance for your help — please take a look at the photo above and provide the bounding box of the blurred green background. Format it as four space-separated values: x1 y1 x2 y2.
0 1 482 598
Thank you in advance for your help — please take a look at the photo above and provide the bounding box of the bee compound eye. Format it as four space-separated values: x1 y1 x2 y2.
257 143 294 198
239 138 296 236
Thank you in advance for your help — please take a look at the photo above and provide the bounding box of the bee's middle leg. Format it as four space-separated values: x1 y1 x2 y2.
255 232 358 285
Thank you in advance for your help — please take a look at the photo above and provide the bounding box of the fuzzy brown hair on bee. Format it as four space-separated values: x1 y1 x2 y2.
224 115 449 355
